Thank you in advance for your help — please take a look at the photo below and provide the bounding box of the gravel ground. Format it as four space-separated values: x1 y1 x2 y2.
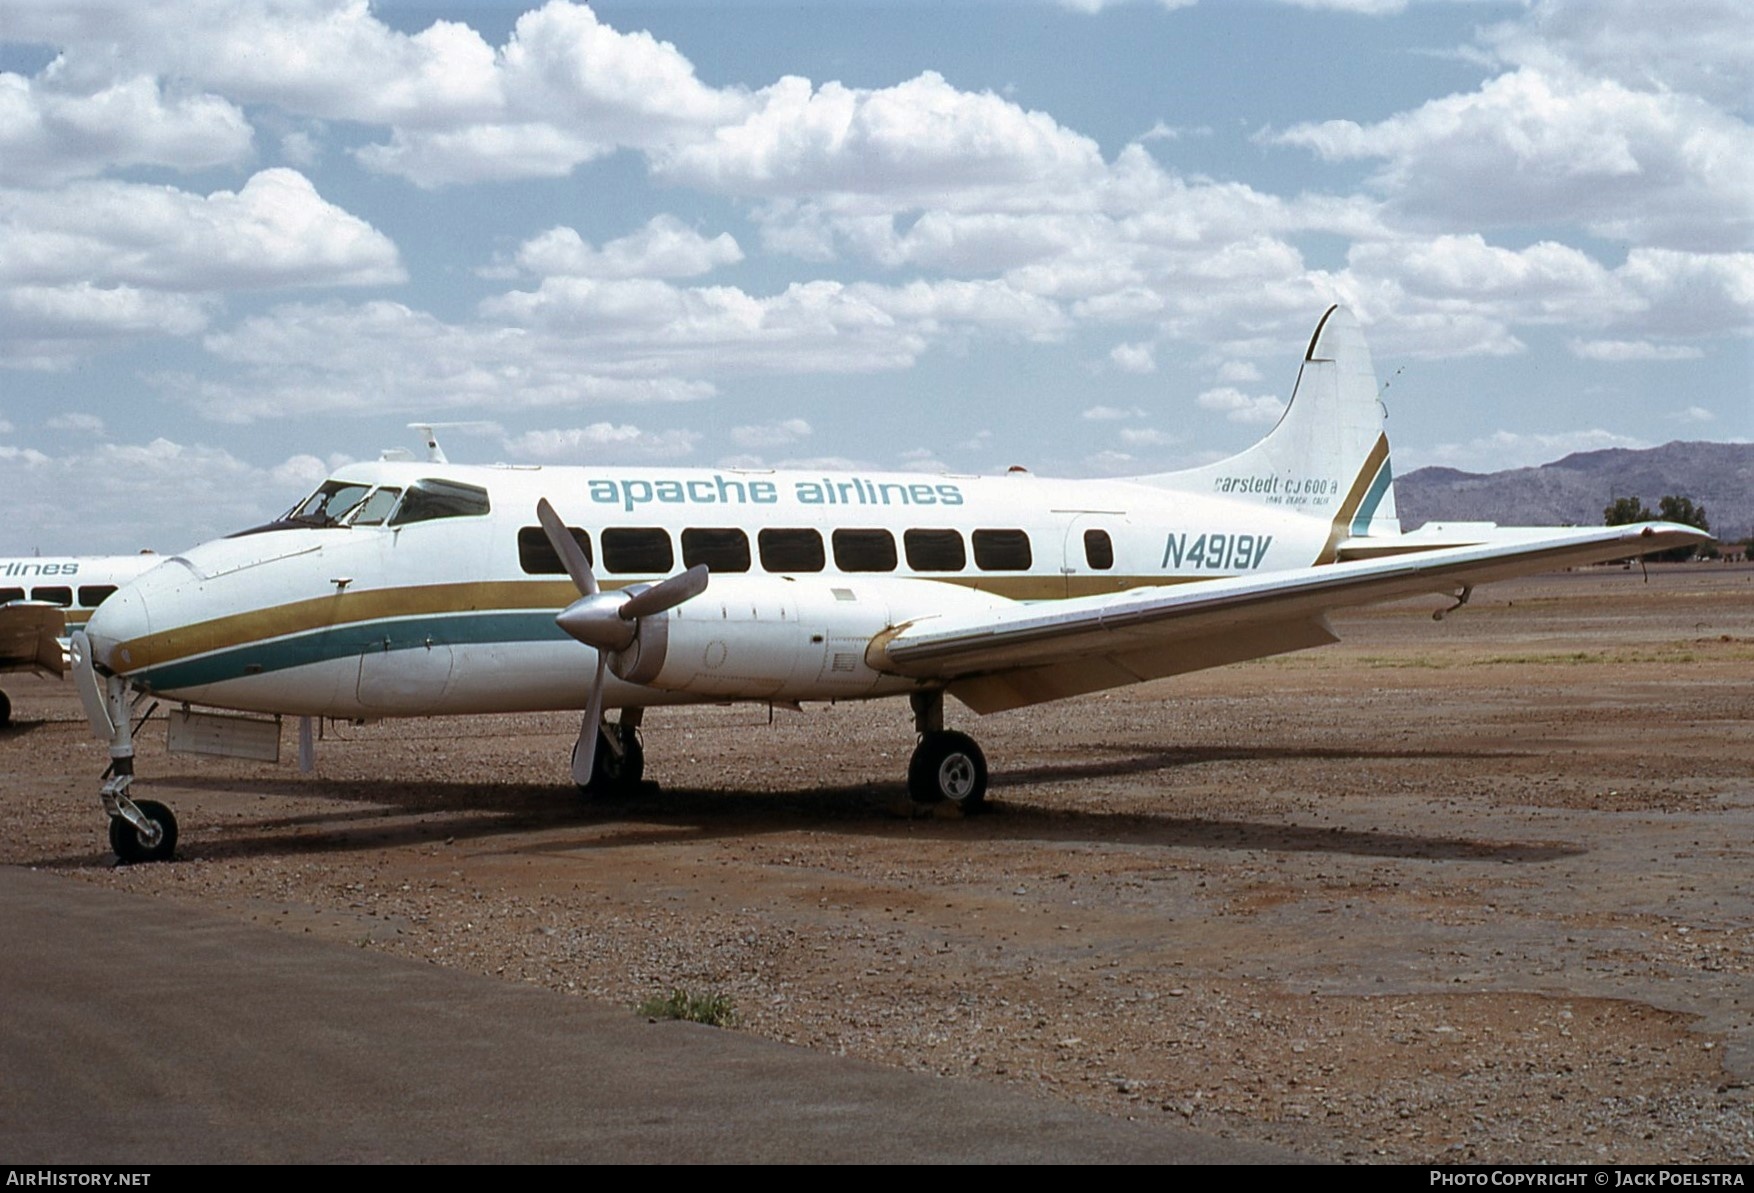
5 563 1752 1164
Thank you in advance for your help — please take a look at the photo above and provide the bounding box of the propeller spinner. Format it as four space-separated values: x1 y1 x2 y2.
536 499 708 785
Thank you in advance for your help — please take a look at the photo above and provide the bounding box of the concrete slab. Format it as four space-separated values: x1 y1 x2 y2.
0 866 1301 1164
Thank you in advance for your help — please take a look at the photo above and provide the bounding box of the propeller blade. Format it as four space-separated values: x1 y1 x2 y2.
572 653 608 787
620 564 709 621
536 498 598 598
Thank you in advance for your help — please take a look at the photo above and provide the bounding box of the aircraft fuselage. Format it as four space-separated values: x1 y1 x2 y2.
85 461 1344 720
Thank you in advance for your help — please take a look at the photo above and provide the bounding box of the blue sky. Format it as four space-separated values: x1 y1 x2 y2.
2 0 1749 553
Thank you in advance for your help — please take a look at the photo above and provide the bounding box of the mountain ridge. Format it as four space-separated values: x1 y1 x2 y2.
1396 440 1753 542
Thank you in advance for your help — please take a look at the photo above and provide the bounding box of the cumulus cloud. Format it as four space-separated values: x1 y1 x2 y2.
1413 428 1649 474
654 72 1105 209
730 418 811 449
1108 341 1156 374
354 2 750 185
1119 427 1177 447
1614 249 1754 337
12 1 745 187
478 273 1064 378
501 423 701 462
0 71 252 185
0 169 403 368
189 299 715 422
14 0 503 127
1269 67 1754 251
45 411 105 434
507 215 742 279
1482 0 1754 112
1568 339 1707 362
279 129 320 166
0 434 336 553
1 285 213 370
0 170 404 292
1196 386 1286 425
1276 0 1406 12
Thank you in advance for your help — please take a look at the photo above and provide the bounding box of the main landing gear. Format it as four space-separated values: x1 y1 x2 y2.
569 694 990 810
906 691 989 810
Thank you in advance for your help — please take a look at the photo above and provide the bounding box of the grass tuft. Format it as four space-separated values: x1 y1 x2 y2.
638 988 736 1027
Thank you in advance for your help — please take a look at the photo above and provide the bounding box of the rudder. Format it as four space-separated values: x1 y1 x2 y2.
1136 305 1400 547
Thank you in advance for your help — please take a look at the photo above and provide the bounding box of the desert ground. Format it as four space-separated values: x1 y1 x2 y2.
4 562 1751 1164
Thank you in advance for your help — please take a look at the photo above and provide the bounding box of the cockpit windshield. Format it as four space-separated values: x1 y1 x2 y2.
230 476 487 538
284 481 372 528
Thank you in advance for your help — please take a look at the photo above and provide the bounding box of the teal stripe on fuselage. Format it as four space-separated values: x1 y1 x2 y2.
1350 460 1394 535
134 610 569 693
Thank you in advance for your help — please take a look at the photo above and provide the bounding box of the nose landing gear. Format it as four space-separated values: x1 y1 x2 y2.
72 631 178 864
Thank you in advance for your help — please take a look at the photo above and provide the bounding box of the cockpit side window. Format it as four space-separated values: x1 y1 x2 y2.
350 487 402 526
388 479 491 526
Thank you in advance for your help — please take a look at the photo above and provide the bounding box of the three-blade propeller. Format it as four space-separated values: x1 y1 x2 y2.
536 499 708 785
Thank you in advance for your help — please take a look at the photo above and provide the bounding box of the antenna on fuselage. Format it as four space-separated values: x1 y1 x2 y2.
408 423 448 463
1377 365 1404 420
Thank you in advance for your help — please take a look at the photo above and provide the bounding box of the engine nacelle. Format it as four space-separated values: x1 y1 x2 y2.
624 576 1014 701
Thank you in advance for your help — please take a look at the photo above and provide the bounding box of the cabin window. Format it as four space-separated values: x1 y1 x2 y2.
832 529 897 573
904 529 966 572
350 487 402 526
0 588 24 603
758 528 825 573
78 585 119 608
682 528 751 573
517 525 592 575
601 528 674 575
389 478 491 526
1083 529 1115 571
972 529 1032 571
31 586 72 607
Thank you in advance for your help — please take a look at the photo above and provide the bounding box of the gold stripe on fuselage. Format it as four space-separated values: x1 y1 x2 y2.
112 573 1193 672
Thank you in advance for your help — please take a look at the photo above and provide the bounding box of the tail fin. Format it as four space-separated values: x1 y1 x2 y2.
1137 305 1400 550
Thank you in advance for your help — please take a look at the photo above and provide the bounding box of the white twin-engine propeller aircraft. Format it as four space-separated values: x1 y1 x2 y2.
71 306 1706 862
0 552 159 728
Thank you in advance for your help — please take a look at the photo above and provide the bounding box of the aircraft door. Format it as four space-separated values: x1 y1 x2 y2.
357 633 456 712
348 525 459 712
1060 514 1129 597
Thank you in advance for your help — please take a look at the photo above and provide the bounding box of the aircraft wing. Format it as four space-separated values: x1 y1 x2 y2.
873 522 1710 714
0 602 69 676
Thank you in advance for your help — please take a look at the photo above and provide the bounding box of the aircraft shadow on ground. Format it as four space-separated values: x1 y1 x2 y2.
37 740 1576 867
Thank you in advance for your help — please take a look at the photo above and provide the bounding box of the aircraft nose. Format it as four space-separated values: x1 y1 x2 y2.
85 581 152 673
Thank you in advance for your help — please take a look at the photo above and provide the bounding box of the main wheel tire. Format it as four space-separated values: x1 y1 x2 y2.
908 730 988 809
0 689 11 728
576 725 646 795
109 799 178 864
